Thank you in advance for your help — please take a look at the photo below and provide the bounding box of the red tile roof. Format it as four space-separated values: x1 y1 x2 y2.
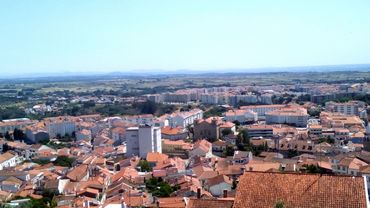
234 172 367 208
186 198 234 208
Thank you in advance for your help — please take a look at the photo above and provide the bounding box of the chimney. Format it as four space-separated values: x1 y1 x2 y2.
249 167 253 171
223 189 228 198
197 188 201 199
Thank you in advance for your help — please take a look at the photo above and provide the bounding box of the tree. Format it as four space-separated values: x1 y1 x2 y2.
274 200 286 208
138 160 152 172
4 131 12 141
221 128 232 136
308 108 321 117
233 120 241 127
222 145 235 157
145 177 179 197
302 164 325 174
53 156 75 167
287 149 298 158
13 128 26 140
2 143 9 153
186 124 194 138
203 106 227 118
137 100 157 114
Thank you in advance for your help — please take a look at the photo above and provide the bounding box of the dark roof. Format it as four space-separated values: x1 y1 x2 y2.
234 172 367 208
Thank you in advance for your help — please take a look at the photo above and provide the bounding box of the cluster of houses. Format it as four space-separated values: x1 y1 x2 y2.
0 97 370 207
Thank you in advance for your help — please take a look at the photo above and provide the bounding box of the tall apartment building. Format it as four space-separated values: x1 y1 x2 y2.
146 94 162 103
200 94 220 105
325 101 364 116
162 93 191 104
44 117 77 138
236 94 258 104
125 125 162 158
259 94 273 105
0 118 36 134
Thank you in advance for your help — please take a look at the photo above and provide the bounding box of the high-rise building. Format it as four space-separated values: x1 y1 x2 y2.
125 125 162 158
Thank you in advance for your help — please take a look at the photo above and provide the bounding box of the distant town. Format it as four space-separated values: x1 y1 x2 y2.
1 71 370 207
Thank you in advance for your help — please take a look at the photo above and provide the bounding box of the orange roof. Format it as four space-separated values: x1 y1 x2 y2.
234 172 367 208
146 152 169 163
0 152 16 163
187 198 234 208
66 165 89 181
240 104 285 109
161 126 185 135
220 121 235 128
193 139 211 153
156 197 186 208
207 174 232 187
245 160 281 172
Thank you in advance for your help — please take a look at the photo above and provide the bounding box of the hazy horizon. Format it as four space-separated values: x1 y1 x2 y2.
1 1 370 76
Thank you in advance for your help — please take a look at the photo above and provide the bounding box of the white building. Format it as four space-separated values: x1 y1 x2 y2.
200 93 219 105
0 118 35 134
259 94 273 104
146 94 162 103
44 117 76 138
241 105 285 117
236 94 258 104
325 101 365 116
207 175 233 197
0 152 22 170
224 109 258 123
168 109 203 128
125 125 162 158
122 114 154 125
162 93 191 104
265 106 309 127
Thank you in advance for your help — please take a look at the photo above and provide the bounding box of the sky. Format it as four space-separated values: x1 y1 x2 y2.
1 0 370 76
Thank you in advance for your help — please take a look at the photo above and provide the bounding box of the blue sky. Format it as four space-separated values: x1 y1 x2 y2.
0 0 370 75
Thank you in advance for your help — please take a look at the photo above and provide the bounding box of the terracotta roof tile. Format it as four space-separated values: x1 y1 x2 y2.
234 172 367 208
186 198 233 208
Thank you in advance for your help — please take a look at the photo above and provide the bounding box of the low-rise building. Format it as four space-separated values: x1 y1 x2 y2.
193 117 235 141
0 152 22 170
246 124 274 138
265 106 309 127
206 175 232 197
168 108 203 128
189 139 212 158
224 109 257 123
161 126 188 140
240 104 285 117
